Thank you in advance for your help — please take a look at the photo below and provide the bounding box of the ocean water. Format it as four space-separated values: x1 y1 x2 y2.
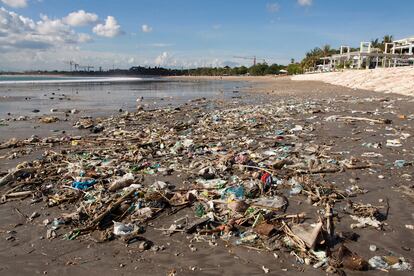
0 76 245 117
0 75 147 84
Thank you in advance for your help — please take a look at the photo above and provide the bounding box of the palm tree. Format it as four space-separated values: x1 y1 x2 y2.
382 35 393 44
322 44 332 56
371 38 381 49
381 35 394 51
302 47 323 69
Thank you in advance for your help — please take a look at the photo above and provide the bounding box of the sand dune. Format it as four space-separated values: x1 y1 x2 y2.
292 67 414 97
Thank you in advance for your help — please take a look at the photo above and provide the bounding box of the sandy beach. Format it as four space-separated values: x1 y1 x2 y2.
1 0 414 274
0 77 413 276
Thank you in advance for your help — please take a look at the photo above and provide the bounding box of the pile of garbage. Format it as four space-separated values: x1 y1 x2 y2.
0 98 412 274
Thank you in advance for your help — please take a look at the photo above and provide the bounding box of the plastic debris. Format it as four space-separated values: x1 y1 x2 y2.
109 173 135 191
350 215 382 229
394 160 411 168
251 196 287 210
113 221 137 236
369 256 412 271
386 139 402 147
261 266 270 274
196 179 226 189
221 185 245 200
291 222 323 249
289 179 304 195
72 179 96 190
1 93 412 275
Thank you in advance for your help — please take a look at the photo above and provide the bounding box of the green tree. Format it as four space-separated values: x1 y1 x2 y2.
301 47 323 69
322 44 336 56
382 35 393 44
265 63 284 74
381 35 394 51
236 66 248 75
371 38 381 49
287 63 302 75
248 63 269 76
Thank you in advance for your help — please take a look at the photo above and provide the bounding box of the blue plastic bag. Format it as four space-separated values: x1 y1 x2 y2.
72 179 96 190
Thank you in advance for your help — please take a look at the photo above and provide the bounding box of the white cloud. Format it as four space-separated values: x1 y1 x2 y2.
0 46 269 71
78 33 92 43
151 43 172 47
141 24 152 33
0 7 260 72
266 3 280 13
155 51 169 66
64 10 98 27
37 15 71 35
136 43 173 49
1 0 27 8
298 0 312 6
212 24 221 30
0 7 91 52
93 16 121 37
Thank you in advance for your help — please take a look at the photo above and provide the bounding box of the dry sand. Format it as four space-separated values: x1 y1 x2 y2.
292 67 414 97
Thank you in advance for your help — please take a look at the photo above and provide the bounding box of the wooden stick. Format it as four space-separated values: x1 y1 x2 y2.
235 164 276 175
78 188 137 232
325 203 334 247
270 213 306 222
0 168 36 187
295 168 341 175
5 191 32 198
281 221 307 251
336 116 391 124
153 228 185 232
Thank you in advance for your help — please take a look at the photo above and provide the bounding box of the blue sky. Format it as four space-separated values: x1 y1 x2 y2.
0 0 413 70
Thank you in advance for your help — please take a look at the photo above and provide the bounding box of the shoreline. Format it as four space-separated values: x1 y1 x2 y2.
166 74 288 83
0 76 158 85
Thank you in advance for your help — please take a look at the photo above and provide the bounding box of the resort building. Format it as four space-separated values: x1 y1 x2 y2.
318 36 414 71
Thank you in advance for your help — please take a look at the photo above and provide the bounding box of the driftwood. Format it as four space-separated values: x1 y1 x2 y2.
270 212 306 222
281 221 307 252
1 190 32 200
77 188 137 232
295 163 371 176
295 168 341 175
235 164 277 175
325 203 334 246
0 168 36 187
336 116 392 125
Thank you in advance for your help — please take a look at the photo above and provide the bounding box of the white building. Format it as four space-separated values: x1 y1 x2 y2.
317 36 414 72
391 37 414 55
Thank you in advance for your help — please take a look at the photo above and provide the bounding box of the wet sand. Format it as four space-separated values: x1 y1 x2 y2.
0 78 246 142
0 77 413 276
